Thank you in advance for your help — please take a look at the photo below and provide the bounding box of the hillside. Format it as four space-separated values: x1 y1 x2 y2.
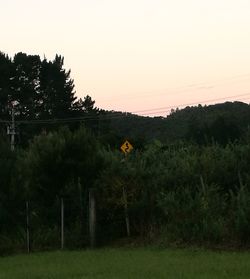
104 101 250 145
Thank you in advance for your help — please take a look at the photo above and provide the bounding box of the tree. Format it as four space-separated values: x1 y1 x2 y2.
0 52 78 121
73 95 97 114
0 51 80 145
0 52 13 130
209 116 241 145
12 52 41 120
39 55 76 119
22 126 102 203
72 95 102 134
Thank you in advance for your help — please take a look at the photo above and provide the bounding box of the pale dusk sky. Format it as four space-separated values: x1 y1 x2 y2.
1 0 250 116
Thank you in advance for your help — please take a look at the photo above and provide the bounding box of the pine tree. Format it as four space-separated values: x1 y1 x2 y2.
0 52 13 119
12 52 41 120
39 55 76 118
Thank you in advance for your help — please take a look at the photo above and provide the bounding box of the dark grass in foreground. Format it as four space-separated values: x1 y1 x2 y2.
0 248 249 279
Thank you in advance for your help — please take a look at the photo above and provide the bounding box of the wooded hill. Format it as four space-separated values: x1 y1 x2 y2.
104 101 250 146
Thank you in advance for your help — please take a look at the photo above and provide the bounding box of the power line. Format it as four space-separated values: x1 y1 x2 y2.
98 73 250 103
131 92 250 114
0 92 250 125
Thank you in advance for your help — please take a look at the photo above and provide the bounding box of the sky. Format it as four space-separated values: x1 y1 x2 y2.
1 0 250 116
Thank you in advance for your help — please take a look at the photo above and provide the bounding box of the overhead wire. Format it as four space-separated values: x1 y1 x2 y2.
1 72 250 120
98 73 250 102
1 92 250 124
132 92 250 114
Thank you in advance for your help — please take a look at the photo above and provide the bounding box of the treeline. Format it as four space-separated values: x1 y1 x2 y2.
0 51 103 146
2 51 250 148
108 101 250 144
1 51 250 254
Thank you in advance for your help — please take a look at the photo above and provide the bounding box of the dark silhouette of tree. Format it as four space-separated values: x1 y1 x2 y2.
0 52 79 145
0 52 13 120
209 116 241 145
73 95 97 114
39 55 76 119
12 52 41 120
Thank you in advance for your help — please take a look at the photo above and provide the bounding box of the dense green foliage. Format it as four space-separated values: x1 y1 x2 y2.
107 101 250 144
1 51 250 253
0 249 250 279
1 131 250 252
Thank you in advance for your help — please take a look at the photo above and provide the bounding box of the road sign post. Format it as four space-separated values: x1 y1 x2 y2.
120 140 133 237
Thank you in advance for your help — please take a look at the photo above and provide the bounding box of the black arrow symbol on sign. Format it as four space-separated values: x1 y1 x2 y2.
125 142 129 153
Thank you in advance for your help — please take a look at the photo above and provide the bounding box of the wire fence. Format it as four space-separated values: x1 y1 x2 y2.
0 191 113 254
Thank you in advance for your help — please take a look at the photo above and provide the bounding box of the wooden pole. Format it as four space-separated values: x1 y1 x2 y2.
61 198 64 250
10 107 15 151
123 186 130 237
78 177 83 231
26 201 30 253
89 188 96 248
123 152 131 237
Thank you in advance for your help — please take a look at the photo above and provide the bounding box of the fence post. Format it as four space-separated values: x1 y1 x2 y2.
61 198 64 250
123 186 130 237
26 201 30 253
78 177 83 232
89 188 96 248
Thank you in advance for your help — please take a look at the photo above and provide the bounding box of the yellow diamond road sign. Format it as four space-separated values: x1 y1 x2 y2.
120 140 133 154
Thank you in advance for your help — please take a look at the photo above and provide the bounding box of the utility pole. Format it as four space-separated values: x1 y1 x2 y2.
7 107 16 151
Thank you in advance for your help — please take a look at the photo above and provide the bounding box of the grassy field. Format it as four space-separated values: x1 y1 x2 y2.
0 248 249 279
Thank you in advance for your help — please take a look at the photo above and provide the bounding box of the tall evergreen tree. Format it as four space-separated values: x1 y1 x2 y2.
39 55 76 118
12 52 41 120
0 52 13 120
0 51 79 144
